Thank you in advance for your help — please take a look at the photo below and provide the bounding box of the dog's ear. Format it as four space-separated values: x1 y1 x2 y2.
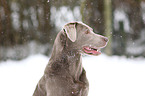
64 23 77 42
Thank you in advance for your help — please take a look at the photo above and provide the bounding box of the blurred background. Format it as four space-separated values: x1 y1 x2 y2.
0 1 145 96
0 0 145 60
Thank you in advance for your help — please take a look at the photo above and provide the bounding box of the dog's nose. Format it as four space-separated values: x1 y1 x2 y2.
103 37 109 42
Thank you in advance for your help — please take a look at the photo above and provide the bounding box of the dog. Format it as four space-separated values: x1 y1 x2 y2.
33 22 108 96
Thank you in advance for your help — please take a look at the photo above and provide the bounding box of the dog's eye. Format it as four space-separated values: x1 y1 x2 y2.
85 30 90 34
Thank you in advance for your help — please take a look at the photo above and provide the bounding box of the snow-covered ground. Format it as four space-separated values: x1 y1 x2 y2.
0 54 145 96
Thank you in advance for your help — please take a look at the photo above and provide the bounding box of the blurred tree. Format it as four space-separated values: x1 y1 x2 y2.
113 21 126 55
0 0 145 60
41 0 52 44
51 0 79 8
113 0 144 40
81 0 105 34
104 0 113 56
0 0 53 60
0 0 12 46
113 0 145 56
127 0 144 40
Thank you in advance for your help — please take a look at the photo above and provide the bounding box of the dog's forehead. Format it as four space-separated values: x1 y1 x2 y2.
77 22 93 31
65 22 93 31
78 22 93 31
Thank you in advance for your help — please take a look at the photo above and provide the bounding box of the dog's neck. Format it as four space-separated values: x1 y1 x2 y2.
47 32 83 80
64 49 83 80
48 46 83 80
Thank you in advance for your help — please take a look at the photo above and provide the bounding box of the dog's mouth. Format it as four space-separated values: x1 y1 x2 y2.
83 46 102 55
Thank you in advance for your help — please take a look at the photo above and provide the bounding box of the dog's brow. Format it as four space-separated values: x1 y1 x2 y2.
84 25 93 31
78 22 93 30
89 28 93 31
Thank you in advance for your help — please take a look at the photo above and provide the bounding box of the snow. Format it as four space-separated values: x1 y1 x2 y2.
83 55 145 96
0 54 145 96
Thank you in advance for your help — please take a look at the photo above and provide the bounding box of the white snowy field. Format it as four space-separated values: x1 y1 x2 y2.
0 54 145 96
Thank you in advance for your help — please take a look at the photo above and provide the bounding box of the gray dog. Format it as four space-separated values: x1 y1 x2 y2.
33 22 108 96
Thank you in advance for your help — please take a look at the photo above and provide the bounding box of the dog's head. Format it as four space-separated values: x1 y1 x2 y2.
63 22 108 56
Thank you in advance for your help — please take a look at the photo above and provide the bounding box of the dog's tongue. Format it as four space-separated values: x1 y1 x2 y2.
85 49 100 55
83 47 101 55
